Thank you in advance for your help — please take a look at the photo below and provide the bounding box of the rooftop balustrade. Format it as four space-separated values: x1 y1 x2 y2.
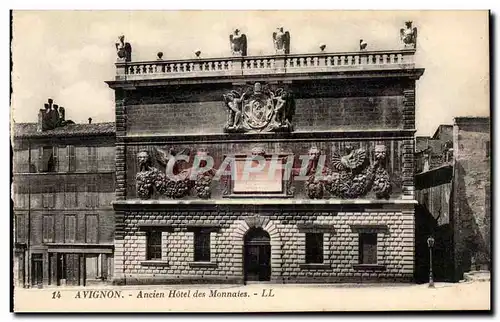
114 49 416 81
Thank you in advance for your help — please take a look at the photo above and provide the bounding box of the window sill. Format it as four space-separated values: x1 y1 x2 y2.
352 264 386 271
299 263 331 269
189 262 218 268
140 260 169 267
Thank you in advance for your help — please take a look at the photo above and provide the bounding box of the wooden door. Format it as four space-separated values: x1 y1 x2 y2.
244 228 271 282
31 254 43 287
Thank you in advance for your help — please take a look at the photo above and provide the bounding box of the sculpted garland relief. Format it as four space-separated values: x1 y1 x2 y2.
320 145 392 199
135 145 393 200
135 149 215 200
223 82 295 133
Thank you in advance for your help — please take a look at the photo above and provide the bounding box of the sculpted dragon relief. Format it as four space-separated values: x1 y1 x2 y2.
135 148 215 200
135 145 392 200
305 145 392 200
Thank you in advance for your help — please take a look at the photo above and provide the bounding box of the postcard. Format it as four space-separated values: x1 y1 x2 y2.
10 10 491 312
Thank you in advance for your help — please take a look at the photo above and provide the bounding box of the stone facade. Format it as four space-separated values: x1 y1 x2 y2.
415 117 490 282
107 43 424 284
12 111 116 288
453 117 491 278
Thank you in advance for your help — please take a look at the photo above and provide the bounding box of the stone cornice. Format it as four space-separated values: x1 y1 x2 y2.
120 129 416 144
113 198 417 211
106 68 425 89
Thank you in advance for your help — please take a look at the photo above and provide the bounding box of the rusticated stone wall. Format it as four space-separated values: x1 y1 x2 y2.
113 206 414 285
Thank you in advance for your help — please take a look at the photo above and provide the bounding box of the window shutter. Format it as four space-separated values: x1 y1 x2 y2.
65 184 77 208
64 215 76 243
85 215 99 244
49 216 54 242
42 186 49 208
52 146 59 172
15 214 26 243
43 215 54 243
38 147 43 172
86 184 97 208
87 146 98 172
67 145 76 172
50 186 55 208
93 184 99 207
42 217 47 241
93 147 98 171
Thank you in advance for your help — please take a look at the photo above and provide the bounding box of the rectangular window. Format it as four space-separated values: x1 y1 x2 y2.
39 146 55 172
14 149 30 173
146 231 162 260
14 188 27 209
87 147 98 172
15 214 26 243
485 140 490 158
305 233 324 264
67 145 76 173
194 231 211 262
64 183 78 208
85 183 98 208
42 186 55 208
85 215 99 244
359 233 378 264
42 215 55 243
64 215 77 243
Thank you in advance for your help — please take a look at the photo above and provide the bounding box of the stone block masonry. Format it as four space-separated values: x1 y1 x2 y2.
106 42 424 287
113 207 414 285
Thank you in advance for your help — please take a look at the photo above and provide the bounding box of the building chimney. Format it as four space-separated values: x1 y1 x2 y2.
88 117 92 124
37 109 44 132
59 106 65 122
41 103 50 131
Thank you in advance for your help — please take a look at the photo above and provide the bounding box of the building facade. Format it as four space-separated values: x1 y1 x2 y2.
12 102 116 288
415 117 490 282
107 27 424 285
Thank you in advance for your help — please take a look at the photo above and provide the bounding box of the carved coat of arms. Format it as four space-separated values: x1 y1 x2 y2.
223 82 295 133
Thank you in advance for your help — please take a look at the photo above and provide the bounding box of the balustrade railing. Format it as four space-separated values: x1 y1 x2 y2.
115 49 415 80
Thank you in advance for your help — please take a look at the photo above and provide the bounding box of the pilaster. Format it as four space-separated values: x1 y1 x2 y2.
402 87 416 199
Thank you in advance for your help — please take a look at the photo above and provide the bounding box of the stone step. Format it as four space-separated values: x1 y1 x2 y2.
463 270 490 282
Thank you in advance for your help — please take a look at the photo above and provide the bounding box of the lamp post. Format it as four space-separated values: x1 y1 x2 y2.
427 236 435 288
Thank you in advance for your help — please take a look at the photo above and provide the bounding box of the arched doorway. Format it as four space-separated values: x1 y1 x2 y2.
244 228 271 282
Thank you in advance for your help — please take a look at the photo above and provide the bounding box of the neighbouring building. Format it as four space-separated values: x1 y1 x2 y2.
415 116 490 282
106 25 424 285
12 101 116 288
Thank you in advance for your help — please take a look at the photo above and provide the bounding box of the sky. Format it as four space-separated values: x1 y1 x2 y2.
10 10 489 136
